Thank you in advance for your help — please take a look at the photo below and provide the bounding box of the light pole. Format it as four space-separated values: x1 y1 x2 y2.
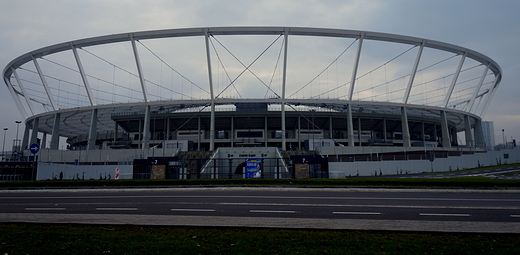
2 127 8 161
15 120 21 152
502 129 505 149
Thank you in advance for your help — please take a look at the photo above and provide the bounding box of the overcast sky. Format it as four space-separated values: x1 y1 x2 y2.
1 0 519 149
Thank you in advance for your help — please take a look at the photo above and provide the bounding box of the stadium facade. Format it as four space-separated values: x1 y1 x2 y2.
3 27 516 180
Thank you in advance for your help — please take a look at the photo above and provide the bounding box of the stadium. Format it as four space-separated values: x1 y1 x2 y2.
2 26 516 180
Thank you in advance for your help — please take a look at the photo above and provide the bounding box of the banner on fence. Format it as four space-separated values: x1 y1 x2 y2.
245 159 262 178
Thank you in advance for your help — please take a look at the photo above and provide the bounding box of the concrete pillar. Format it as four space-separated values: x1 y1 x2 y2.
265 116 268 147
41 133 47 149
451 127 458 146
87 109 98 150
231 116 234 148
22 123 30 150
329 116 333 140
141 105 150 155
50 113 61 150
297 115 301 150
474 119 485 149
383 118 387 141
464 115 474 148
113 120 118 143
30 118 39 146
347 105 354 147
138 119 142 149
401 107 411 147
440 110 451 148
433 124 438 144
197 116 201 151
166 116 170 141
421 121 425 142
358 117 362 146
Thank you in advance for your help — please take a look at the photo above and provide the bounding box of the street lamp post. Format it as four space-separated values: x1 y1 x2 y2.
15 120 21 147
502 129 506 149
2 127 8 161
15 120 21 153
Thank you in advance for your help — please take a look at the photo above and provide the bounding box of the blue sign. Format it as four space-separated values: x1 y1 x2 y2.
30 143 40 154
245 159 262 178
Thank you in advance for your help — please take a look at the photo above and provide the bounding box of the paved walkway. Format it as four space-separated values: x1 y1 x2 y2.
2 213 520 233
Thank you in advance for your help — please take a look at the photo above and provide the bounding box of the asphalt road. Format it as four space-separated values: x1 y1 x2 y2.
1 187 519 223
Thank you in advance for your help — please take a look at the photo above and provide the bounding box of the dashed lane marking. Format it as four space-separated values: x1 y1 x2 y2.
171 209 216 212
25 208 65 211
420 213 470 217
95 208 138 211
333 211 382 215
250 210 296 213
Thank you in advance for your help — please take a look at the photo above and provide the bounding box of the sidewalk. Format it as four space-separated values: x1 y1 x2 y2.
2 213 520 233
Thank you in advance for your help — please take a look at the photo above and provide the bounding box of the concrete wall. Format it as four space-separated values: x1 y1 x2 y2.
329 147 520 178
34 148 180 164
318 146 476 156
37 163 133 180
32 147 520 179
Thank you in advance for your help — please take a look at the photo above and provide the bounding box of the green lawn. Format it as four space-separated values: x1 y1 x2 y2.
1 223 519 255
1 176 519 189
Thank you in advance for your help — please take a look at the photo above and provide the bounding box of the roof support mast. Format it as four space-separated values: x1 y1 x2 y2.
130 35 148 103
347 34 364 147
281 29 289 150
71 44 96 106
480 73 501 116
205 29 216 151
443 51 467 108
401 41 424 148
467 64 489 113
131 34 150 155
4 75 29 119
32 56 58 110
11 68 35 116
403 41 424 104
348 34 364 101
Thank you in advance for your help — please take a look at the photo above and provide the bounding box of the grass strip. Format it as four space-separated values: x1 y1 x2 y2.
0 176 519 189
1 223 519 255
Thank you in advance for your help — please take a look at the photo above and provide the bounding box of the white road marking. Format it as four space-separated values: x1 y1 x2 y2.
95 208 138 211
511 215 520 218
333 211 381 215
25 207 65 211
117 196 520 202
7 195 520 205
420 213 470 217
216 202 520 210
171 209 216 212
477 169 520 176
250 210 296 213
